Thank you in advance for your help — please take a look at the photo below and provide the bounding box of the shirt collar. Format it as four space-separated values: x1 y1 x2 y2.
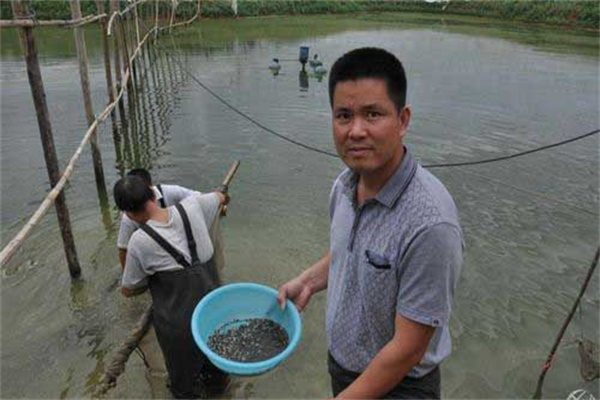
151 186 164 200
341 147 418 209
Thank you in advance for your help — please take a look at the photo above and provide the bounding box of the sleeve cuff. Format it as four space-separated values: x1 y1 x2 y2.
397 306 446 328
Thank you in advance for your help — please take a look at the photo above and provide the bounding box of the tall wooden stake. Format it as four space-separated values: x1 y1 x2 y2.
70 0 109 206
11 0 81 278
96 0 116 123
110 0 127 124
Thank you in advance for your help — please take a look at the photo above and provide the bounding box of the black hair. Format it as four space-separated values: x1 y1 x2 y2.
328 47 407 111
113 176 155 213
127 168 153 186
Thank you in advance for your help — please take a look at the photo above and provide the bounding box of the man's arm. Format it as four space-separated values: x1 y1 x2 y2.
117 214 137 268
118 248 127 270
336 314 435 399
277 251 330 312
120 244 149 297
120 285 148 297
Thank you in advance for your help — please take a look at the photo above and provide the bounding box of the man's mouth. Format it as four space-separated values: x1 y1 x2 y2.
346 147 372 157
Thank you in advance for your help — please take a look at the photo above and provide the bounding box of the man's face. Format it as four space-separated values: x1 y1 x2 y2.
332 78 410 177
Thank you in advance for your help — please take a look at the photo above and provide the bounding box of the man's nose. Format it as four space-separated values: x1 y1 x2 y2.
348 117 368 140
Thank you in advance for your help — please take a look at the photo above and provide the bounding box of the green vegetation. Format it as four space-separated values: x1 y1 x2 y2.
1 1 598 29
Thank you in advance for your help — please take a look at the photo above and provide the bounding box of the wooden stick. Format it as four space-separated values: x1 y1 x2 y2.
0 13 106 28
110 0 127 125
133 1 141 46
169 0 177 32
70 13 107 27
532 246 600 399
94 305 154 396
158 0 200 31
120 0 150 17
70 0 109 204
154 0 159 37
8 0 81 277
0 26 157 267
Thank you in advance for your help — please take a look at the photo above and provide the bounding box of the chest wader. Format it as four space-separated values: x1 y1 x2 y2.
139 204 227 399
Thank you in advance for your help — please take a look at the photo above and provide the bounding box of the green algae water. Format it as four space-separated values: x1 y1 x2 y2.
1 13 598 399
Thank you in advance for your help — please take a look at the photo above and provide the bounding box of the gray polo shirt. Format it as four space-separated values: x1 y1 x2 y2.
326 148 463 378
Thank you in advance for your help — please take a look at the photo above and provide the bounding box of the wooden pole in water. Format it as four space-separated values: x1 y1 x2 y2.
96 0 117 125
154 0 159 38
110 0 127 125
10 0 81 278
133 0 141 46
70 0 109 203
126 12 139 84
532 246 600 399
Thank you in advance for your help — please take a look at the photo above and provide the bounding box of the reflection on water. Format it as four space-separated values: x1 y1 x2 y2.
1 13 598 399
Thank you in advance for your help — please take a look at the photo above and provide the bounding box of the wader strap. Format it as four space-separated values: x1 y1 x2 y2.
156 184 166 208
175 203 200 264
139 223 191 268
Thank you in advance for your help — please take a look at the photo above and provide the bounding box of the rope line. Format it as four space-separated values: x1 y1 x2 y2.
424 129 599 168
158 39 598 168
160 44 339 157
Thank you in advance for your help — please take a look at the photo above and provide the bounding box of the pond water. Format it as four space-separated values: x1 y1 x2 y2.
1 12 598 399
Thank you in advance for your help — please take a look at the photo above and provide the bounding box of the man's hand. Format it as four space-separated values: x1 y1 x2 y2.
277 275 314 312
215 191 230 207
277 252 330 312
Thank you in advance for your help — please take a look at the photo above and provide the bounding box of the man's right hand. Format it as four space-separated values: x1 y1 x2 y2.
277 275 314 313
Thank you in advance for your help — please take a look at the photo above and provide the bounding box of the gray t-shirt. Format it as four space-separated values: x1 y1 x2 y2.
117 184 197 249
121 192 219 289
326 149 463 378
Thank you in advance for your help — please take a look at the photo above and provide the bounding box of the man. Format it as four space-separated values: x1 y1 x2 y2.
114 175 229 399
117 168 196 269
277 48 463 399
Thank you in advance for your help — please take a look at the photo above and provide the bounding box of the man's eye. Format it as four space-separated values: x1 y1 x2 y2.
336 112 351 121
366 111 381 120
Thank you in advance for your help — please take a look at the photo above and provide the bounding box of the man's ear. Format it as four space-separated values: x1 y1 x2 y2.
398 105 411 140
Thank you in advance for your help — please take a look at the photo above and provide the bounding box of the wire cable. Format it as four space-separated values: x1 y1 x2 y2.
157 38 599 169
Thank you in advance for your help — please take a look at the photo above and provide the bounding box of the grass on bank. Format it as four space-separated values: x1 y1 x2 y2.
0 1 598 29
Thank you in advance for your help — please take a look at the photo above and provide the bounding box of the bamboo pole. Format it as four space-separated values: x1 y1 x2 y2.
532 246 600 399
119 15 134 88
94 305 154 396
0 13 106 28
154 0 159 38
110 0 127 127
96 0 117 125
70 0 109 206
158 0 200 31
1 25 157 267
133 1 141 46
8 0 81 277
124 12 138 84
169 0 177 32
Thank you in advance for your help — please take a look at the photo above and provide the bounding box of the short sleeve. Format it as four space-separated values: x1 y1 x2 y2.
168 185 197 205
396 222 463 327
195 192 220 227
121 244 149 289
117 214 138 249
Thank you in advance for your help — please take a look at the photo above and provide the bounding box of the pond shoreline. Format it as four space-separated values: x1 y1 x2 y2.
1 1 598 30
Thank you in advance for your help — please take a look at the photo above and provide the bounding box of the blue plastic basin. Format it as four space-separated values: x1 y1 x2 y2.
191 283 302 376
